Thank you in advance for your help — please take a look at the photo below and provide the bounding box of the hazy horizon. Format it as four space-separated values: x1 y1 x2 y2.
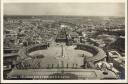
4 3 125 17
4 14 125 17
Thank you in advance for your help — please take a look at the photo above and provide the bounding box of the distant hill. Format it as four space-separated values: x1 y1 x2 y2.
4 15 125 25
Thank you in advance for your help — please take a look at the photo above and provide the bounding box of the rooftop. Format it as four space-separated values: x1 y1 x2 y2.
7 69 117 79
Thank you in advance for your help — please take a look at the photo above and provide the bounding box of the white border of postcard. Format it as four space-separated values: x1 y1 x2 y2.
1 0 127 83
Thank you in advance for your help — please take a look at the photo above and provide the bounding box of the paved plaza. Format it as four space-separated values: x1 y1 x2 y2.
29 43 93 68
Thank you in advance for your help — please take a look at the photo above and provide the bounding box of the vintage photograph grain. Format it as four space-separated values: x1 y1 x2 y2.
2 1 126 81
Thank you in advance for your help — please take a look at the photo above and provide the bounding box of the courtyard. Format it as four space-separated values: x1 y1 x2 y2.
29 43 93 68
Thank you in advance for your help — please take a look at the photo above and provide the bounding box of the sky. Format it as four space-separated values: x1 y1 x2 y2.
4 3 125 16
